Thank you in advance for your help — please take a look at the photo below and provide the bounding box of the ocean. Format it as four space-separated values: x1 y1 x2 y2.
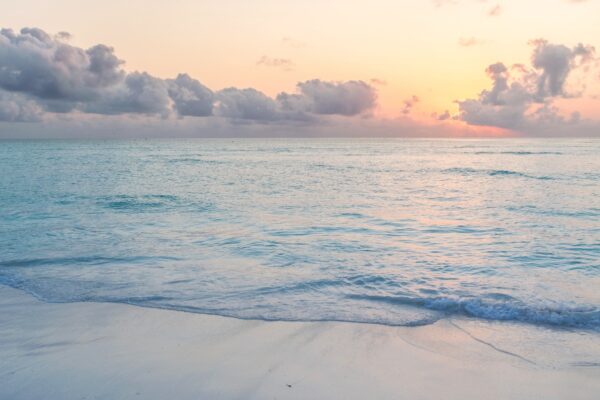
1 139 599 330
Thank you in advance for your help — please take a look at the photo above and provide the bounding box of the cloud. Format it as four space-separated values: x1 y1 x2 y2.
215 87 280 122
167 74 214 117
488 4 502 16
433 0 505 17
457 39 596 133
530 39 595 98
257 56 294 71
81 72 171 116
370 78 387 86
293 79 377 116
0 28 124 103
3 27 597 138
0 91 43 122
401 95 420 115
0 27 377 125
458 37 485 47
214 80 377 122
275 92 315 121
0 112 499 139
55 31 72 41
432 110 451 121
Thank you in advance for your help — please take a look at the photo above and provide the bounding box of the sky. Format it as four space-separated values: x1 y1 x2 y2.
0 0 599 138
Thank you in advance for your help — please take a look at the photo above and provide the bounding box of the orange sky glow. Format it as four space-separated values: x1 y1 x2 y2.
1 0 599 137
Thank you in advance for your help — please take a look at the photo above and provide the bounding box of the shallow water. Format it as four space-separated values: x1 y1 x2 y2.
1 139 599 329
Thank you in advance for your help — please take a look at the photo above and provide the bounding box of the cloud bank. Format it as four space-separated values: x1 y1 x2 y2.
1 27 598 138
0 27 376 124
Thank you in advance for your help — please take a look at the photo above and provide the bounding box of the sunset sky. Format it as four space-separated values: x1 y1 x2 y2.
1 0 599 137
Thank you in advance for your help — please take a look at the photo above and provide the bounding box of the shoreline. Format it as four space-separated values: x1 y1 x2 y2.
4 282 597 332
1 284 599 399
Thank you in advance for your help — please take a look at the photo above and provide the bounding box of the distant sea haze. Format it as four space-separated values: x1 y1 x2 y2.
1 139 599 330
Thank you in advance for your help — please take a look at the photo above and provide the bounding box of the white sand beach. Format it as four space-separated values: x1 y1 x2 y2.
1 285 599 400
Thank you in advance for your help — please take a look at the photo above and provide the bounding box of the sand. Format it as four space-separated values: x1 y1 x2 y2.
1 285 599 400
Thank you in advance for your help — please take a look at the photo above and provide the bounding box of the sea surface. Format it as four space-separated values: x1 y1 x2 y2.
1 139 599 330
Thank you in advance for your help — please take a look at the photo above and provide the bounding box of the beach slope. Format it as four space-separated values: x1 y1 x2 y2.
1 285 598 400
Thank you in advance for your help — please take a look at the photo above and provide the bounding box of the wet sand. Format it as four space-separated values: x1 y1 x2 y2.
1 285 599 400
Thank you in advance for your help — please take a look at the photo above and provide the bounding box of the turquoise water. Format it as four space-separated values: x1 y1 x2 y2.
1 139 599 329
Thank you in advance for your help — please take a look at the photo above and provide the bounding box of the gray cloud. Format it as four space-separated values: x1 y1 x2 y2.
0 28 124 103
531 39 595 98
54 31 72 41
458 37 485 47
457 39 596 132
401 95 420 115
214 79 377 123
457 91 529 129
256 56 294 71
0 91 43 122
167 74 214 117
370 78 387 86
0 113 486 139
0 27 376 124
275 92 315 122
294 79 376 116
82 72 171 116
432 110 451 121
215 88 280 122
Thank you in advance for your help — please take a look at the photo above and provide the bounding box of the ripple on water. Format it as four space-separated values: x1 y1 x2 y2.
0 139 598 330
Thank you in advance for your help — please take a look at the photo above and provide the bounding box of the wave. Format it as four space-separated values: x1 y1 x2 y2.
507 205 600 218
472 151 563 155
0 255 181 268
93 194 215 214
348 294 600 330
165 158 227 165
96 194 181 211
442 167 555 180
1 273 598 331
